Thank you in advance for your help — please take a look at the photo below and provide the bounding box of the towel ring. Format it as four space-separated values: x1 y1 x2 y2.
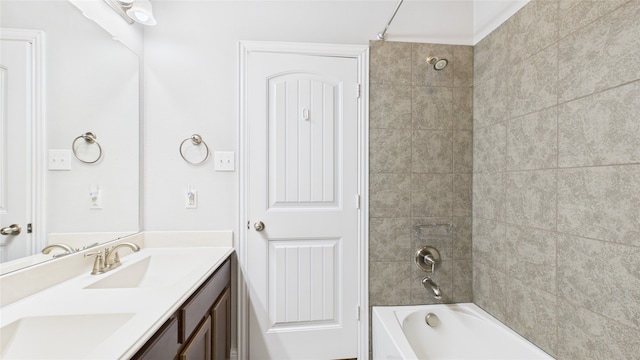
180 134 210 165
72 132 103 164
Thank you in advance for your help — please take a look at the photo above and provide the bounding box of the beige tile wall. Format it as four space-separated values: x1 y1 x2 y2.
473 0 640 358
369 41 473 306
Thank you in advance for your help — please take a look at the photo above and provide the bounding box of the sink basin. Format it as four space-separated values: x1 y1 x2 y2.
84 252 204 289
0 313 134 359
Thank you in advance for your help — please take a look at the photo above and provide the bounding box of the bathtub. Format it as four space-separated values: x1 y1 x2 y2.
372 303 553 359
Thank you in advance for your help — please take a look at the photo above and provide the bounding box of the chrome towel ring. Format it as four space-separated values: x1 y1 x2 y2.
180 134 210 165
72 132 103 164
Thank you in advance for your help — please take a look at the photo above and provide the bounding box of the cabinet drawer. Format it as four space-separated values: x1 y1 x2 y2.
180 259 230 343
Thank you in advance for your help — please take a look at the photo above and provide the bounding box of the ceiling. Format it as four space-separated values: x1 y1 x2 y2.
145 0 530 46
376 0 529 45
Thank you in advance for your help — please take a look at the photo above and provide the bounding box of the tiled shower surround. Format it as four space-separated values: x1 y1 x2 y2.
369 41 474 306
473 0 640 358
369 0 640 358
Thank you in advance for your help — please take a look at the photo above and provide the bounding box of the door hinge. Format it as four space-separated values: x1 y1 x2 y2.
356 305 361 321
356 84 361 98
356 194 361 210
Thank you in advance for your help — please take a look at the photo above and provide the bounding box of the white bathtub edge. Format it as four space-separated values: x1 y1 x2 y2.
372 303 554 360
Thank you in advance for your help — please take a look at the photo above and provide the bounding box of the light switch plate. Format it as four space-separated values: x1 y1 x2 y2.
48 149 72 170
214 151 235 171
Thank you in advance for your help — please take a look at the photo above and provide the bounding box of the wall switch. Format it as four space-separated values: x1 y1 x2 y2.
214 151 235 171
48 149 72 170
89 184 102 209
186 186 197 209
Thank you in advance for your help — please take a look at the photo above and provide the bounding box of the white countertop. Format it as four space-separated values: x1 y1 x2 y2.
0 231 234 359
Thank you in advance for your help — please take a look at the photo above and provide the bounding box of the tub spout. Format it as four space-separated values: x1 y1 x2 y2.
422 276 442 300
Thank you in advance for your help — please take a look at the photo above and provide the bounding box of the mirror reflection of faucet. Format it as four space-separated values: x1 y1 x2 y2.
41 243 76 258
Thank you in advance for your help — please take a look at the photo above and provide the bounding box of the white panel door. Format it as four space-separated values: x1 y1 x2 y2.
246 51 359 359
0 39 31 262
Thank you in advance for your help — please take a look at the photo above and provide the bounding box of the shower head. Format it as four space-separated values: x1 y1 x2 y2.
426 56 448 71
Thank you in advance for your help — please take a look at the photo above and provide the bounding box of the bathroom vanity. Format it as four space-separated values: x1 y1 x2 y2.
0 231 234 359
133 257 231 359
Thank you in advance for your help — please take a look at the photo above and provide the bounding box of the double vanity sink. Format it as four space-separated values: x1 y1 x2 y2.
0 232 234 359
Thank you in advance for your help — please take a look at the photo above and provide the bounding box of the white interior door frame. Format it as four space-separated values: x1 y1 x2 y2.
238 41 369 360
0 28 46 257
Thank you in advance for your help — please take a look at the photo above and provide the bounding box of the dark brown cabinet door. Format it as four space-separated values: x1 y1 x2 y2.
211 287 231 360
180 316 211 360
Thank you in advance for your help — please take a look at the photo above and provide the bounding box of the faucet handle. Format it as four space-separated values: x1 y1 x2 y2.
84 251 105 275
423 254 436 273
109 251 122 269
415 246 440 273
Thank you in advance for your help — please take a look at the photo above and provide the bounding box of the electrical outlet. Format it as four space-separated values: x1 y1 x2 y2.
186 187 197 209
89 185 102 209
214 151 235 171
48 149 71 170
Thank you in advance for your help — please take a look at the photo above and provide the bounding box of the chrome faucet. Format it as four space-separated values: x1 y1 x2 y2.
84 242 140 275
42 243 76 258
422 276 442 300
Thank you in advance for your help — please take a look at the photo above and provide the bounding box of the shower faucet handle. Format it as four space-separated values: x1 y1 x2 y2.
415 246 440 273
423 254 436 273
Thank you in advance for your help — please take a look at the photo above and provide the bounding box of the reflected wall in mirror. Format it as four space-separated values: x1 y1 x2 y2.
0 0 140 274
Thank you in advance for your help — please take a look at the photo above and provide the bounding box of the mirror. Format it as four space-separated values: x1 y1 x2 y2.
0 0 140 274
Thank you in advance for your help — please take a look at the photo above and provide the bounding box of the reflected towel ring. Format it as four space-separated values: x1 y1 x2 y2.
72 132 103 164
180 134 210 165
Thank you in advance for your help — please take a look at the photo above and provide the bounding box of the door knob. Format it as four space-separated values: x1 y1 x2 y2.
1 224 22 236
254 221 265 232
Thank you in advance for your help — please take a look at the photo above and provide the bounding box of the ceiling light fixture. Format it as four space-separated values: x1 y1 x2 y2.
104 0 157 26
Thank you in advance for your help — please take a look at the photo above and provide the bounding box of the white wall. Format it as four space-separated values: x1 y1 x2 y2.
144 1 393 232
142 0 526 232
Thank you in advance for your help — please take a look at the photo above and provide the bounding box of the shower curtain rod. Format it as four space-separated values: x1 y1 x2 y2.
377 0 405 40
